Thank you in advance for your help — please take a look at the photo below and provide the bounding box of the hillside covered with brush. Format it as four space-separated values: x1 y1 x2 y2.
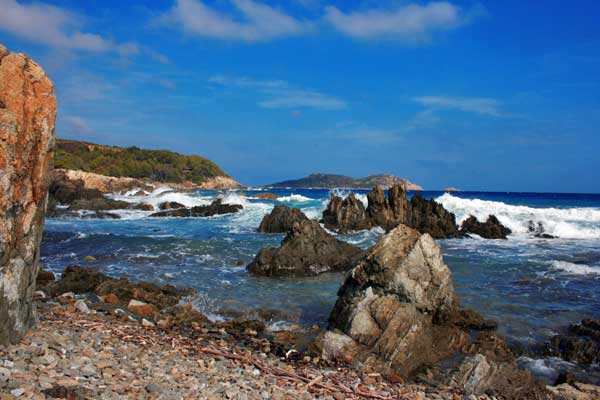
55 139 229 184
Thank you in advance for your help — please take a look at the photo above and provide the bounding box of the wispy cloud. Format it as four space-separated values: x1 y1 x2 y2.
62 115 93 134
209 74 346 110
0 0 137 53
414 96 502 116
324 2 468 41
156 0 310 42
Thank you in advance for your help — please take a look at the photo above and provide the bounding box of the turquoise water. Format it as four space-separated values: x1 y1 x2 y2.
41 188 600 382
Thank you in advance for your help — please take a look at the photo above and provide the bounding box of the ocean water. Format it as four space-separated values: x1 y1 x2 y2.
40 188 600 382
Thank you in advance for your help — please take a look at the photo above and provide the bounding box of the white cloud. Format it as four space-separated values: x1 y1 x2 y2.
414 96 502 116
325 2 465 41
157 0 309 42
0 0 136 52
62 115 92 134
209 74 346 110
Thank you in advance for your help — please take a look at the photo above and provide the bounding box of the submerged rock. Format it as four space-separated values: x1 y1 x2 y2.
247 219 364 277
0 44 56 344
318 224 551 399
460 215 512 239
252 192 279 200
257 205 309 233
150 199 242 218
528 220 557 239
321 193 370 233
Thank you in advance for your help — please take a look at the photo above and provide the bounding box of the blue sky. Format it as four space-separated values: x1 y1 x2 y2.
1 0 599 191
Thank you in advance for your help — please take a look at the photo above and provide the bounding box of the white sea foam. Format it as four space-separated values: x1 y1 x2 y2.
277 194 313 202
108 186 212 210
549 260 600 275
219 192 247 206
436 193 600 239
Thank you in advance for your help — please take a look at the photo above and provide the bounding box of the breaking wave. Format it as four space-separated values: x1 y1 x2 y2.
436 193 600 239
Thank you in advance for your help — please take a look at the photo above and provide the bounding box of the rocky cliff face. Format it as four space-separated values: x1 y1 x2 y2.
0 44 56 345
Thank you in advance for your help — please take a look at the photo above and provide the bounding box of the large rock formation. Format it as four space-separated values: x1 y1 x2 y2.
322 185 458 238
247 220 364 277
321 193 370 233
548 319 600 365
0 45 56 344
257 205 309 233
460 215 512 239
318 224 551 399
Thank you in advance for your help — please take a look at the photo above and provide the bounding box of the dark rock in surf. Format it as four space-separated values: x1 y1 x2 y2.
409 194 459 239
252 192 279 200
321 193 371 233
528 220 557 239
548 319 600 365
130 203 154 211
258 205 309 233
150 199 242 218
460 215 512 239
44 266 115 297
247 219 364 277
158 201 185 210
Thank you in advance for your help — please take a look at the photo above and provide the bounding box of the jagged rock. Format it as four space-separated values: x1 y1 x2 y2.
247 220 364 277
44 266 114 297
548 382 600 400
460 215 512 239
319 224 551 399
408 195 459 239
158 201 185 210
150 199 242 217
0 45 56 344
36 268 56 287
130 203 154 211
548 319 600 364
321 193 370 233
323 185 458 238
128 299 157 317
257 205 309 233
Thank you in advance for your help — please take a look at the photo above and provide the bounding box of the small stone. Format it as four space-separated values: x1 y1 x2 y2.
74 299 90 314
3 360 14 368
34 290 47 301
84 255 96 261
145 383 161 393
57 292 76 304
142 318 155 328
103 293 119 304
10 388 25 397
127 299 157 317
0 367 11 382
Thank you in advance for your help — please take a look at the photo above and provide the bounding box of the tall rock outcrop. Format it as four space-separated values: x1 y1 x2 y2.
257 205 309 233
322 185 458 238
0 45 56 345
319 224 551 399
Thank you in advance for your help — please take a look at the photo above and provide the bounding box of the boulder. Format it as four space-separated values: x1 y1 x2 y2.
548 319 600 365
247 220 364 277
36 268 56 287
0 45 56 344
321 193 370 233
130 203 154 211
96 278 194 310
257 205 309 233
150 199 242 217
127 299 157 318
44 266 114 297
319 224 551 399
460 215 512 239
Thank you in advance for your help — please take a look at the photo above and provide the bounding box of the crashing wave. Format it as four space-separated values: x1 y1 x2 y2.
277 194 314 202
549 260 600 275
436 193 600 239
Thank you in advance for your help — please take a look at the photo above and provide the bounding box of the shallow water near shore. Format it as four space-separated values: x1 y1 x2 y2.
41 188 600 383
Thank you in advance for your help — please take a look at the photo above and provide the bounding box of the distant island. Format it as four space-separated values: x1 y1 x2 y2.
443 187 461 192
267 173 423 190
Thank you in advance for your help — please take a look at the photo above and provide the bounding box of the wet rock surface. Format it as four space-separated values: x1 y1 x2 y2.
248 220 364 277
548 319 600 365
257 205 309 233
150 199 242 218
322 185 459 238
460 215 512 239
321 193 370 233
0 44 56 345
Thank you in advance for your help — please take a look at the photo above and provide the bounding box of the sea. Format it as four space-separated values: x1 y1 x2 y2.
40 188 600 383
